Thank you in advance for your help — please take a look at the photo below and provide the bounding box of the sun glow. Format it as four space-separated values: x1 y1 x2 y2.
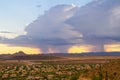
104 44 120 52
68 45 92 53
0 44 41 54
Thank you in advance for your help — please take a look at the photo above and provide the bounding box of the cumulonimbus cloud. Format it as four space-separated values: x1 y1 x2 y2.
66 0 120 51
24 4 83 52
0 4 83 53
0 0 120 53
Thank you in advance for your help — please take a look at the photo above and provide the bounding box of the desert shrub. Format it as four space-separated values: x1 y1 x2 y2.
70 74 79 80
92 75 99 80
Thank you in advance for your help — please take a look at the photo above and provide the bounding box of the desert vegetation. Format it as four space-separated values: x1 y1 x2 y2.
0 60 102 80
0 53 120 80
78 59 120 80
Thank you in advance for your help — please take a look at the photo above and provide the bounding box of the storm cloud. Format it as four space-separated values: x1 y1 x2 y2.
23 4 83 52
66 0 120 51
0 0 120 53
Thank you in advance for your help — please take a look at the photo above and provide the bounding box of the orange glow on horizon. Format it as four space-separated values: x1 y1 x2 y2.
0 43 120 54
0 44 41 54
68 45 92 53
104 44 120 52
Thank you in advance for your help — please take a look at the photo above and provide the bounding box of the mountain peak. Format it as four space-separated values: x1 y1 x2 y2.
14 51 26 56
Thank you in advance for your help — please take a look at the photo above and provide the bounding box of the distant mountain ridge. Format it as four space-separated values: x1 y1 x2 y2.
74 52 120 56
47 52 120 56
0 52 120 60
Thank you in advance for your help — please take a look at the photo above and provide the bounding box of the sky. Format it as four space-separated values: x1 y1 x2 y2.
0 0 92 36
0 0 120 54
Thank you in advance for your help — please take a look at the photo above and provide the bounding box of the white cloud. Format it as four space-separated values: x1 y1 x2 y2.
22 4 82 52
25 5 80 39
0 0 120 53
67 0 120 40
0 31 18 39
